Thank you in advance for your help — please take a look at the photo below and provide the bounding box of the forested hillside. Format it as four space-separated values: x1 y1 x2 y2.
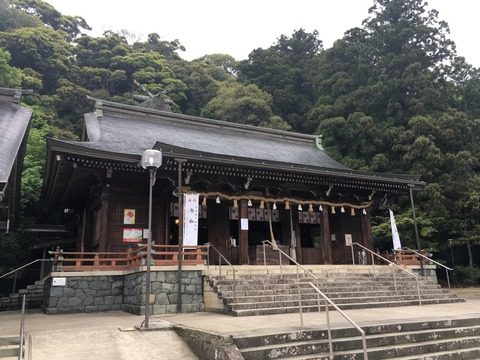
1 0 479 283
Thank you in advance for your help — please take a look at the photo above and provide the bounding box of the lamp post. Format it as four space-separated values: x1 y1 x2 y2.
141 149 162 328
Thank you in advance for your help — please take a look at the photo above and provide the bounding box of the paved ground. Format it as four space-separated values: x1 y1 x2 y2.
1 297 480 359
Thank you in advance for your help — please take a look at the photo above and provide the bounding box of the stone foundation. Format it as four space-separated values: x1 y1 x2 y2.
42 268 204 315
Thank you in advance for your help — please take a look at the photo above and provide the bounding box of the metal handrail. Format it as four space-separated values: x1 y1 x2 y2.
0 259 52 294
299 282 368 360
262 240 318 282
402 247 452 289
0 259 52 280
352 242 422 305
18 294 26 360
205 242 237 302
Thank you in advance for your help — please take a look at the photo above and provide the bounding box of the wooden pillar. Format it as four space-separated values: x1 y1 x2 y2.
322 208 332 264
239 200 249 264
156 196 167 245
207 200 229 256
98 188 110 252
361 210 373 251
77 209 86 252
292 207 302 263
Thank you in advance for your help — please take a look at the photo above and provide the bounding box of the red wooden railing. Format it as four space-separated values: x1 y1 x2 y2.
49 245 207 272
377 249 430 266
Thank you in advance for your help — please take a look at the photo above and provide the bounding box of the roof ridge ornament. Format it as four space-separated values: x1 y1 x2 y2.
315 135 323 150
95 100 103 120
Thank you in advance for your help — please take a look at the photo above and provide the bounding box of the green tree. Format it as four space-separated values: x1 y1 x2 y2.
0 0 43 32
9 0 91 40
21 107 50 218
238 29 322 132
201 81 291 130
0 47 21 87
0 26 74 93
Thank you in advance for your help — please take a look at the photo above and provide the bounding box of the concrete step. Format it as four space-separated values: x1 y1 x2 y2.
232 298 465 316
221 289 455 301
0 337 20 358
235 318 480 359
228 295 462 311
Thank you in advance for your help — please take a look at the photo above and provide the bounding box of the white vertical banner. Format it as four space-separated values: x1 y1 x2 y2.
389 209 402 250
183 194 199 246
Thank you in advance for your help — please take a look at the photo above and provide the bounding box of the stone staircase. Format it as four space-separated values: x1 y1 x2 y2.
0 280 44 312
0 336 21 360
206 268 464 316
233 317 480 359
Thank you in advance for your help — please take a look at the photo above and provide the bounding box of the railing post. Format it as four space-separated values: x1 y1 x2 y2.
218 253 222 287
325 298 333 359
392 265 397 292
298 283 304 328
416 276 422 305
263 241 267 267
19 294 25 360
351 246 355 265
446 268 450 289
233 269 236 303
278 246 283 279
371 252 376 277
12 272 17 294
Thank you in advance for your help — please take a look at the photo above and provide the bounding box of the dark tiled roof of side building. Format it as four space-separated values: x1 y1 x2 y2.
0 88 33 189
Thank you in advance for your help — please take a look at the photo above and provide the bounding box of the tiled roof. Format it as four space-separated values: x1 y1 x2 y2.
74 99 351 171
0 88 33 191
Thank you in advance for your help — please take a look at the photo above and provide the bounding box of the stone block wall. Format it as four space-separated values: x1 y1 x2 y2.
42 275 124 314
42 269 204 315
122 270 204 315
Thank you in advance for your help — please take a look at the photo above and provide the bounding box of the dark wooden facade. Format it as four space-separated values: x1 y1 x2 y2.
42 98 425 265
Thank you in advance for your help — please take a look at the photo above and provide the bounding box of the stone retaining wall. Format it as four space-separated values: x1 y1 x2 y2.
42 269 204 315
42 274 124 314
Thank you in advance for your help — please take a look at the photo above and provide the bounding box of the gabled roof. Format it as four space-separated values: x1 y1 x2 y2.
68 97 351 171
0 88 33 195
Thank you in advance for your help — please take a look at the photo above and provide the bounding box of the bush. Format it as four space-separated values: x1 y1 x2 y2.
452 266 480 287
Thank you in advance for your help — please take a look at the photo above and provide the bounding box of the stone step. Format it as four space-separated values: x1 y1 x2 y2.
213 282 440 292
232 298 465 316
226 294 460 309
0 337 20 358
236 318 480 360
211 276 426 285
218 287 450 299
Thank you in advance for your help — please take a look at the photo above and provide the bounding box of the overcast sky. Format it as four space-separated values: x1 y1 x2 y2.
45 0 479 67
